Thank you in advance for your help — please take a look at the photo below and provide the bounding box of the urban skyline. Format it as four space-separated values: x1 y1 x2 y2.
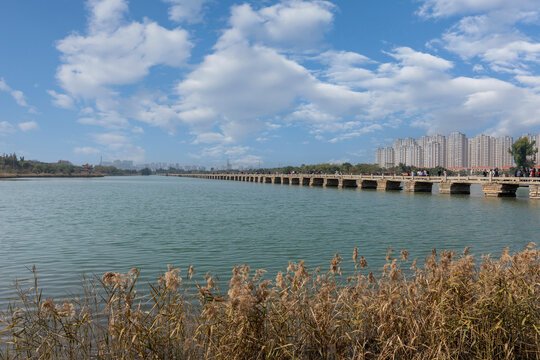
376 132 540 169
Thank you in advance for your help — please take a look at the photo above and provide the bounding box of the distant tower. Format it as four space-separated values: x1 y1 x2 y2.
99 156 102 166
226 159 232 170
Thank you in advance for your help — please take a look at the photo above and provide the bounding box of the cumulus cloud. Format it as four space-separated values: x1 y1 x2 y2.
56 0 192 99
174 1 370 144
47 90 75 109
18 121 39 132
91 131 146 162
317 46 540 135
52 0 193 154
164 0 208 24
219 1 334 51
232 154 262 168
419 0 540 74
191 144 261 167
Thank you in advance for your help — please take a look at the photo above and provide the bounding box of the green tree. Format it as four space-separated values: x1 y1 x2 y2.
140 168 152 176
509 137 537 168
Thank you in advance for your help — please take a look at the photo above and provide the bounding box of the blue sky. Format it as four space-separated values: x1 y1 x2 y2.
1 0 540 168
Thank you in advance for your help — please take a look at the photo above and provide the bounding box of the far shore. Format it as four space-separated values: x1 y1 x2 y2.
0 173 105 179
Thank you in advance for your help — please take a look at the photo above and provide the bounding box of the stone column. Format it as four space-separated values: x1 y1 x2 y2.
481 183 519 197
530 184 540 199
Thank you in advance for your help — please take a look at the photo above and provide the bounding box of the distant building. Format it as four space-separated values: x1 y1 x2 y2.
376 131 534 169
447 132 467 168
376 147 394 168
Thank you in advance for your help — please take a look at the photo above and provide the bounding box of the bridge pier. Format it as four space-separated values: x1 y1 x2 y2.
530 185 540 199
342 179 357 188
438 182 471 194
376 179 402 191
481 183 519 197
324 178 340 187
358 179 377 189
311 177 324 186
404 181 433 193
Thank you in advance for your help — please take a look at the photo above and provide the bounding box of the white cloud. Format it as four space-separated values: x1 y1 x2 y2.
219 1 334 51
314 47 540 135
47 90 75 109
418 0 510 18
18 121 39 132
74 146 100 154
419 0 540 74
164 0 208 24
56 0 192 99
192 132 233 144
78 110 130 129
328 124 382 143
0 78 32 109
176 14 369 143
232 154 262 168
516 75 540 88
93 132 131 149
91 131 146 162
0 121 15 136
87 0 129 33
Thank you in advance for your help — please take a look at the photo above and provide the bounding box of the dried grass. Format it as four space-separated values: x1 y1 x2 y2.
1 244 539 359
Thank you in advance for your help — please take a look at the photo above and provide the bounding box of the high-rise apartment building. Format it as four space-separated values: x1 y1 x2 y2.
494 136 514 168
376 132 537 169
376 147 395 168
423 141 441 168
447 132 467 168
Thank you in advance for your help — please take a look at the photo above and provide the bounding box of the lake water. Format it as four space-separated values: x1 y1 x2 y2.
1 176 539 305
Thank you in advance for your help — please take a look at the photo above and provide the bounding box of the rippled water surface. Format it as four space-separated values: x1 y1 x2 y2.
1 176 539 304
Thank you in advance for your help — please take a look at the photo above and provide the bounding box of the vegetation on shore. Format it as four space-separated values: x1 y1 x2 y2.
0 153 141 176
509 137 538 169
1 244 539 359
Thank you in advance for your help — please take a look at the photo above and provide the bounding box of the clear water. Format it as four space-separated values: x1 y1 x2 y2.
1 176 539 305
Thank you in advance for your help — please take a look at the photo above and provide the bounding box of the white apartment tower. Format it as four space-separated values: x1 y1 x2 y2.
494 136 514 168
376 147 395 168
447 132 467 168
423 141 441 168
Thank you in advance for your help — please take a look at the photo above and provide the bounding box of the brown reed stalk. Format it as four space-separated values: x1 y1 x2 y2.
1 244 539 359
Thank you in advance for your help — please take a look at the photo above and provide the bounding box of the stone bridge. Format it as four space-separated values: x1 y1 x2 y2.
169 173 540 199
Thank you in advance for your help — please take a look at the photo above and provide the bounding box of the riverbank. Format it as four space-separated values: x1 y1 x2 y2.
1 244 538 359
0 173 104 178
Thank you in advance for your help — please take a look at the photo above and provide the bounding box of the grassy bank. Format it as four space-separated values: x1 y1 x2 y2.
1 244 539 359
0 173 104 178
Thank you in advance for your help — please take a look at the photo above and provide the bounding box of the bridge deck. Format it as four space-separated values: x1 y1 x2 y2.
171 173 540 186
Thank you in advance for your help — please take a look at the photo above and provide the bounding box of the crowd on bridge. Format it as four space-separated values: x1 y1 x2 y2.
515 168 537 177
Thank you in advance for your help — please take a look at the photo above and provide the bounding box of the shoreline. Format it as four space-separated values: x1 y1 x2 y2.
0 173 105 178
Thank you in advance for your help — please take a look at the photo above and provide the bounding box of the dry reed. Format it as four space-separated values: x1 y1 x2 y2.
1 244 539 359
